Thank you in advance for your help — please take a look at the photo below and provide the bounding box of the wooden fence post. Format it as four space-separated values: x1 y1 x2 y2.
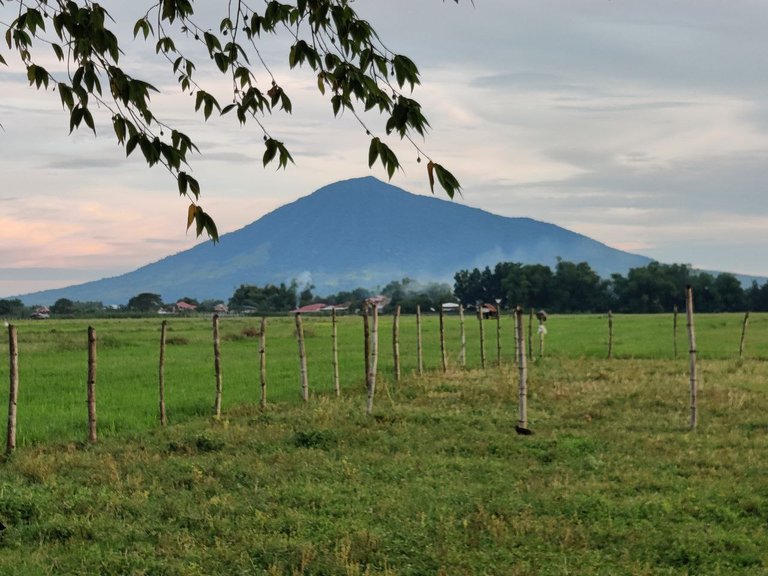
515 307 531 434
6 324 19 454
295 313 309 402
416 305 424 376
527 309 533 361
366 304 379 415
686 286 698 430
739 311 750 358
439 305 448 373
87 326 97 443
477 304 486 369
459 304 466 368
393 305 401 382
496 302 502 367
673 305 678 360
363 304 371 384
331 309 339 396
607 310 614 359
259 317 267 408
212 314 223 418
159 320 167 426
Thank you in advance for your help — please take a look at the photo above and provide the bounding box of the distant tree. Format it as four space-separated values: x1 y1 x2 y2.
197 299 225 313
127 292 163 312
299 287 315 308
51 297 76 316
713 273 745 312
323 287 371 312
229 283 296 312
1 0 461 239
0 298 25 318
550 260 608 312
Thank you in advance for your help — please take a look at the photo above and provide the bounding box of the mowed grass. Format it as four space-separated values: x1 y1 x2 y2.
0 312 766 445
0 314 768 574
0 355 767 574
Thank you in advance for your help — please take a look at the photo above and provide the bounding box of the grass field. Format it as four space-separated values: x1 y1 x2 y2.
0 313 767 574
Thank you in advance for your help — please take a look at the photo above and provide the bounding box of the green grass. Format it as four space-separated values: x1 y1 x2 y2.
0 314 767 573
0 355 767 574
0 313 766 445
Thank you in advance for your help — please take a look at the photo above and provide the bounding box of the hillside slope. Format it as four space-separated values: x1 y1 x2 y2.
17 176 651 304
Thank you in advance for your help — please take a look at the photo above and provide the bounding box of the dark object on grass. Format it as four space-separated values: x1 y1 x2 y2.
0 521 5 531
515 425 534 436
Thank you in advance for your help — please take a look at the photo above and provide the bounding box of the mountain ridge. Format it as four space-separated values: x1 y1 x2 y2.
14 176 654 305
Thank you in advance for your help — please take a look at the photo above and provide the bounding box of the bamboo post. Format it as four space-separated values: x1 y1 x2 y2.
295 312 309 402
212 314 223 418
515 307 529 432
512 307 519 365
158 320 167 426
363 304 371 384
366 303 379 415
416 305 423 376
739 311 750 358
477 304 486 369
331 309 339 396
439 305 448 373
459 304 466 368
6 324 18 454
495 301 502 367
259 316 267 408
538 319 546 358
87 326 97 443
392 305 401 382
673 305 678 360
607 310 614 359
527 309 533 360
686 286 698 430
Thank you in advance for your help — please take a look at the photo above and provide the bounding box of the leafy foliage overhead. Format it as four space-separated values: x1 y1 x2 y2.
0 0 463 240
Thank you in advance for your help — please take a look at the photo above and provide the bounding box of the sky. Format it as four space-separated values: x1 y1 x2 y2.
2 0 768 298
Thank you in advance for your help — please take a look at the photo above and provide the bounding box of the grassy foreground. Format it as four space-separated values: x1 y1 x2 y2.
1 355 767 575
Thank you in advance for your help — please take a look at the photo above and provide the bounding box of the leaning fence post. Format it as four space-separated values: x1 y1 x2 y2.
212 314 223 418
477 303 486 369
6 324 19 454
159 320 167 426
459 304 466 368
87 326 97 443
295 312 309 402
439 305 448 373
259 316 267 408
416 305 424 376
686 286 698 430
515 307 530 434
739 311 750 358
495 301 502 367
673 305 678 360
392 305 401 382
331 309 339 396
366 303 379 415
607 310 614 359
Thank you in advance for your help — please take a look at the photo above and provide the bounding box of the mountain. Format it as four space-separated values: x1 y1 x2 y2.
16 176 653 305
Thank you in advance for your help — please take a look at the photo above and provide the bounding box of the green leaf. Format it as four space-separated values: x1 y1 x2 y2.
368 137 380 168
263 138 277 167
433 164 461 199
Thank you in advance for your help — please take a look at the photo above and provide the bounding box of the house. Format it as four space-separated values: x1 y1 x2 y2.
175 301 198 313
30 306 50 319
293 303 328 314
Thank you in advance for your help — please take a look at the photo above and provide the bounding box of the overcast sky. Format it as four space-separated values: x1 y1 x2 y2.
2 0 768 298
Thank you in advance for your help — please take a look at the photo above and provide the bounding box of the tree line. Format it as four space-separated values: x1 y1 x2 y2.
454 260 765 313
2 260 766 319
